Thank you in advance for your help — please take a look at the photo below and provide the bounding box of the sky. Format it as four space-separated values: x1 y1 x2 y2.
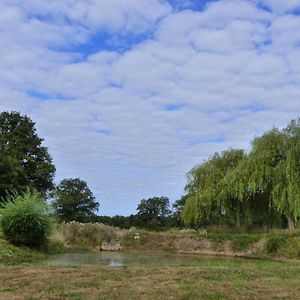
1 0 300 216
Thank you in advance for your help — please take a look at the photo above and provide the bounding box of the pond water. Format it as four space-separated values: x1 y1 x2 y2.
44 251 245 267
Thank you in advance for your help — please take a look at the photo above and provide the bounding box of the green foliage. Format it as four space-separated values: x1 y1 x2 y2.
136 196 171 229
0 111 56 202
59 222 119 248
182 118 300 230
265 235 286 254
45 240 66 254
182 149 246 227
0 191 53 247
231 235 259 252
52 178 99 223
0 237 44 261
171 195 187 227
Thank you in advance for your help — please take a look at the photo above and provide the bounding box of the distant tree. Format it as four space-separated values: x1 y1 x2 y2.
136 196 171 229
52 178 99 222
171 195 187 227
0 111 55 202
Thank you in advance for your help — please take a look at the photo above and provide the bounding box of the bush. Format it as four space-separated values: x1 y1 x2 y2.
58 221 123 249
265 235 285 254
0 191 53 248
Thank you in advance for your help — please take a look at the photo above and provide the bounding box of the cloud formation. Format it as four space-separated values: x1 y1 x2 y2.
1 0 300 215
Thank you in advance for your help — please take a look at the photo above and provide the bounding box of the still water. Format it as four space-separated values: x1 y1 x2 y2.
44 251 244 267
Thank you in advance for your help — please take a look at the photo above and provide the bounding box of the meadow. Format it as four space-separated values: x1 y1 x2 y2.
0 257 300 299
1 225 300 300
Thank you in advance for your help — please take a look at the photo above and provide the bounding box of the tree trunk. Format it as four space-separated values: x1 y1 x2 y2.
286 213 295 231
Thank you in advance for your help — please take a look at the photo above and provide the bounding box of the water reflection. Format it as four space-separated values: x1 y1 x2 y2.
44 251 244 268
109 260 123 267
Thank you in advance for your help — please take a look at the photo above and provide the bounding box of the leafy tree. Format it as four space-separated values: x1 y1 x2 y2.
0 111 55 202
171 195 187 227
52 178 99 222
226 122 300 230
136 196 171 229
249 122 300 229
272 119 300 229
183 119 300 230
182 149 245 227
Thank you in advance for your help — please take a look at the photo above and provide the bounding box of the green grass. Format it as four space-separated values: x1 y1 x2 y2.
0 259 299 299
0 228 300 299
0 232 65 263
0 238 43 260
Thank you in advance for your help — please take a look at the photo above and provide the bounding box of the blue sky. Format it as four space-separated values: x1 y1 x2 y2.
1 0 300 215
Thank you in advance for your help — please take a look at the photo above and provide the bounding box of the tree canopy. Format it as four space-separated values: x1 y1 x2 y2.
52 178 99 222
0 111 55 202
182 119 300 230
135 196 171 229
182 149 246 227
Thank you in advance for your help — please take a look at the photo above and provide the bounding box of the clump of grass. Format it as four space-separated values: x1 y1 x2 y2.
265 235 286 254
0 191 53 248
45 240 66 254
264 233 300 258
59 222 122 249
231 235 260 252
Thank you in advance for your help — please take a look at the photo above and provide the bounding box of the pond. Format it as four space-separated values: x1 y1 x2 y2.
44 251 247 267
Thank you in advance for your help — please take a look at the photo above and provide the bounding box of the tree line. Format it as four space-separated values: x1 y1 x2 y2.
0 111 299 230
0 111 181 229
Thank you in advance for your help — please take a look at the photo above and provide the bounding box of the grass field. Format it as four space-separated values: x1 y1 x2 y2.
1 228 300 299
0 258 299 300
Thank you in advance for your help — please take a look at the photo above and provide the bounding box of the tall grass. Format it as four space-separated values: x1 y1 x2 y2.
58 222 128 249
0 191 53 248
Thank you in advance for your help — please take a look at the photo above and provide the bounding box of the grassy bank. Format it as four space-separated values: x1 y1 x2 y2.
2 223 299 261
51 223 300 260
122 230 300 260
0 235 44 262
0 231 64 263
0 258 299 299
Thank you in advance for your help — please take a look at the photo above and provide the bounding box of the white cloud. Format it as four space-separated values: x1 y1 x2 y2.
7 0 171 34
0 0 300 214
257 0 300 14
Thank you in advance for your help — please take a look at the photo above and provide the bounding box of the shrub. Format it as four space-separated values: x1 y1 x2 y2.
0 191 53 248
265 235 285 254
58 222 120 249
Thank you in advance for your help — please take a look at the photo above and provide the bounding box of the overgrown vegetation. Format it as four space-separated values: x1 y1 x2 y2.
59 221 122 249
47 222 300 259
0 191 53 248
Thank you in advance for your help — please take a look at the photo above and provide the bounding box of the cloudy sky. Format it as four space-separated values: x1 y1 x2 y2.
1 0 300 215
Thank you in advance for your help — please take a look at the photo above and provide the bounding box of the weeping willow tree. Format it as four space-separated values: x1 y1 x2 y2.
222 144 282 228
182 149 245 227
230 121 300 230
182 118 300 230
271 120 300 229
